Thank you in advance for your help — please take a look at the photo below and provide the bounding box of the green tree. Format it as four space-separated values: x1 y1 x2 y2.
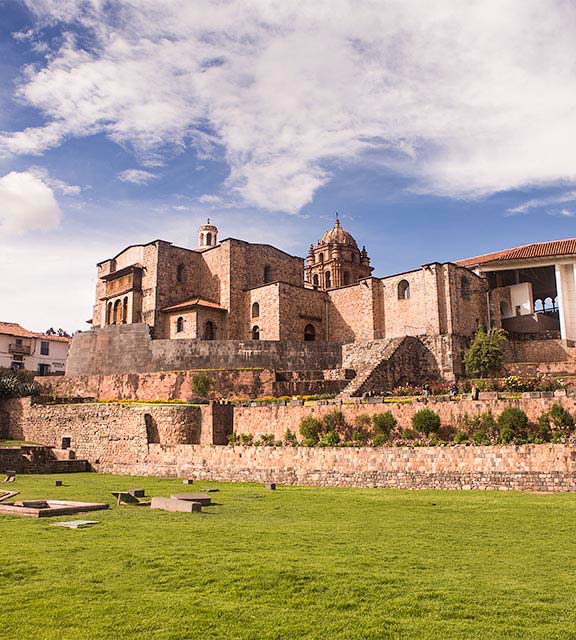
464 326 508 378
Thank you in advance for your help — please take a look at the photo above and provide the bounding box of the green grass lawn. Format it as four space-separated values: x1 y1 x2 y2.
2 474 576 639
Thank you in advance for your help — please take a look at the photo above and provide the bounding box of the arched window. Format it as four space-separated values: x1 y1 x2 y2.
106 302 112 325
544 297 554 311
206 232 212 246
176 264 185 283
534 299 543 313
343 271 350 285
461 276 471 300
398 280 410 300
325 271 331 289
176 317 184 333
251 302 260 318
252 325 260 340
204 320 216 340
264 265 272 284
122 297 128 323
113 299 121 324
312 274 319 289
304 324 316 341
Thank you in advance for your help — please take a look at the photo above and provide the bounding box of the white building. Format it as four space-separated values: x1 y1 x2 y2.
0 322 70 375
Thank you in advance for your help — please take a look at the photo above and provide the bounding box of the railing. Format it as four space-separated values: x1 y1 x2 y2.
8 343 31 355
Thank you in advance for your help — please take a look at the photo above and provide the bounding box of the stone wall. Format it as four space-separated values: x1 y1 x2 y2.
0 446 89 474
66 324 343 376
2 398 206 464
99 443 576 492
233 396 576 440
505 338 576 363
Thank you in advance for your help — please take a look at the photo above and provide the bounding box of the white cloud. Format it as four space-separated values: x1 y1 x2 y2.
118 169 158 184
0 170 61 234
549 208 576 218
3 1 576 211
507 191 576 215
28 166 82 195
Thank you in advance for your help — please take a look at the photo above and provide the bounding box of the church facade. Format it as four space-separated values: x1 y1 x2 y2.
91 217 488 346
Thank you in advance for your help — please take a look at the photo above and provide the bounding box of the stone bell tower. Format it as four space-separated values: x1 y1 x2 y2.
198 219 218 250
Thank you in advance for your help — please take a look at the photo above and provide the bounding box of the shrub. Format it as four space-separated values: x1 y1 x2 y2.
372 433 388 447
322 410 347 433
464 326 508 378
318 430 341 447
299 416 323 444
497 407 529 444
351 429 369 444
452 431 469 444
227 433 239 445
283 429 298 446
191 373 211 397
412 408 441 435
538 403 573 442
260 433 275 446
239 433 254 446
0 368 38 399
372 412 397 435
467 411 497 445
354 414 372 430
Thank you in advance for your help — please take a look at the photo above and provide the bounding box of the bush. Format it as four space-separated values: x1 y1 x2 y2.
372 433 389 447
322 410 347 433
412 408 441 435
372 412 397 435
191 373 211 397
0 368 38 399
227 433 239 445
467 411 497 445
452 431 469 444
283 429 298 446
354 414 372 430
497 407 529 444
239 433 254 446
318 430 341 447
351 429 369 444
299 416 323 444
464 326 508 378
260 433 275 446
538 403 574 443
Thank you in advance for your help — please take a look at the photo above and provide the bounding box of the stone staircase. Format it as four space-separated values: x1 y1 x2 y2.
338 337 408 398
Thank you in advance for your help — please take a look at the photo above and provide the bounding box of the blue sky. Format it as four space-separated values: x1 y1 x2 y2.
1 0 576 332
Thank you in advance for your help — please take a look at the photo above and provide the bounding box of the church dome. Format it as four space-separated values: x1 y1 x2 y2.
319 216 358 249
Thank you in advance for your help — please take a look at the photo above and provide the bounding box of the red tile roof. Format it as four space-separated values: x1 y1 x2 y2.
161 298 225 312
456 238 576 268
0 322 71 342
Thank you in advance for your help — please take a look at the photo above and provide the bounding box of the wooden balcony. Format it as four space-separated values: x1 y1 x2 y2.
9 343 31 355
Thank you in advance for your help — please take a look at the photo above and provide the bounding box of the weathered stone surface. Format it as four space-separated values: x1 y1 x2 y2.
151 497 201 513
170 493 211 506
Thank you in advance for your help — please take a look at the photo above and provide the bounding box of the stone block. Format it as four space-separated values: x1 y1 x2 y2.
265 483 276 491
128 489 145 497
170 493 211 506
554 389 567 397
151 497 201 513
182 479 194 485
478 392 498 400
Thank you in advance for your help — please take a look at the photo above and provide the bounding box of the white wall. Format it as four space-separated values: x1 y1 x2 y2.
0 333 69 374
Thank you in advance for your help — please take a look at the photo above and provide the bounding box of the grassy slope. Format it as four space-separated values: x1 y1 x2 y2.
1 474 576 640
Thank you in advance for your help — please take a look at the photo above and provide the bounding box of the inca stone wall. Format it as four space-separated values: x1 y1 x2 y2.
99 443 576 492
66 324 343 376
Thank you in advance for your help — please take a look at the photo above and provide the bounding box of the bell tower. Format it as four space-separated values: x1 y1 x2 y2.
198 219 218 250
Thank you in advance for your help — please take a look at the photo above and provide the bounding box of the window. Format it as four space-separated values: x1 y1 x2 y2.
38 363 50 376
312 274 319 289
398 280 410 300
176 264 185 283
252 325 260 340
319 253 325 262
40 341 49 356
264 265 272 284
106 302 112 325
461 276 471 300
206 232 212 245
113 299 121 324
122 297 128 323
176 317 184 333
343 271 350 285
204 320 216 340
304 324 316 341
325 271 331 289
16 338 22 346
251 302 260 318
61 437 71 449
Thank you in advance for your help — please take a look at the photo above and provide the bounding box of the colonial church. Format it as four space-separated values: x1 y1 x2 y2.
92 216 576 346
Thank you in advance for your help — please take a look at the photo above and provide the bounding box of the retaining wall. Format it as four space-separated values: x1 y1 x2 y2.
99 443 576 492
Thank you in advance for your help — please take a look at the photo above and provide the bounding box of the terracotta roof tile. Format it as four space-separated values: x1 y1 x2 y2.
0 322 71 342
456 238 576 268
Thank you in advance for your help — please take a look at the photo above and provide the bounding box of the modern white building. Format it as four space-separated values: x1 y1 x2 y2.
0 322 70 375
458 238 576 342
